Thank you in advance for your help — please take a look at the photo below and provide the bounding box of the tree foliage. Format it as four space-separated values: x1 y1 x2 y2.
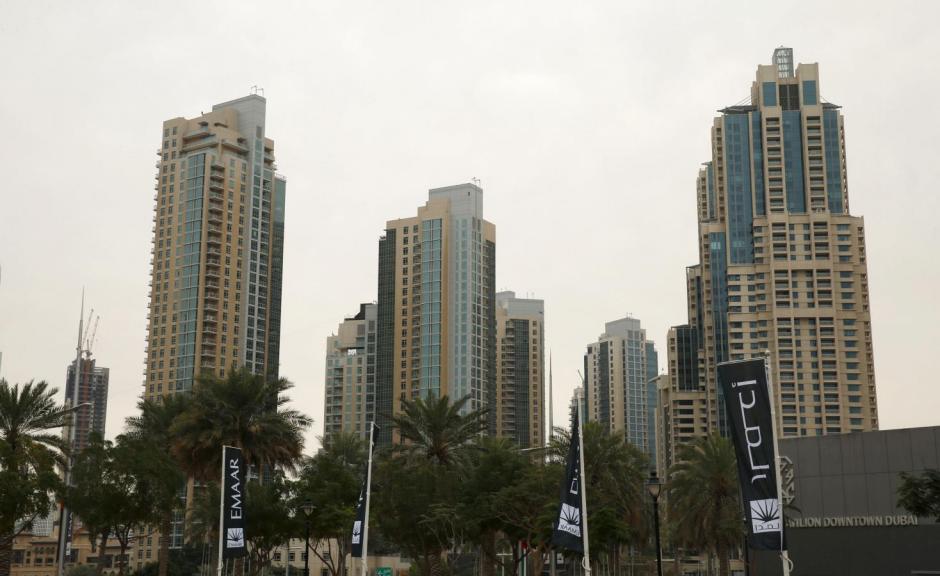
667 434 743 576
69 433 180 575
293 432 365 576
244 477 299 576
170 368 312 480
898 469 940 522
0 379 71 576
122 395 191 576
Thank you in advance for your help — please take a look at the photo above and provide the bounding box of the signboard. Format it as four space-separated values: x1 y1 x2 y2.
375 567 393 576
718 358 786 552
220 446 247 559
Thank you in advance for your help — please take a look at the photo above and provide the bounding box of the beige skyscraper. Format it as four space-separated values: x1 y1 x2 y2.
141 94 286 553
660 48 879 471
494 291 544 448
374 184 496 446
583 316 658 457
324 304 376 440
145 94 285 403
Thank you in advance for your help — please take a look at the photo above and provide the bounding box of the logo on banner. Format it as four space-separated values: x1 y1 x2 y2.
557 504 581 536
750 499 781 533
732 379 771 485
226 528 245 548
352 521 362 545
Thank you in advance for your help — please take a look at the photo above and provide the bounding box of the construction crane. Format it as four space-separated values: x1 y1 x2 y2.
83 311 100 359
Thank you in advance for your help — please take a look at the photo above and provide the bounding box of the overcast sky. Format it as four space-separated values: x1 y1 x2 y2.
1 0 938 453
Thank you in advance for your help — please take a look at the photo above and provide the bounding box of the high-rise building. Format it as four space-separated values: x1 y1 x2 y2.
663 48 878 452
375 183 496 446
644 341 659 469
655 326 710 474
144 94 286 403
583 316 657 457
494 291 545 448
141 95 286 555
569 386 585 429
64 358 109 454
324 304 376 439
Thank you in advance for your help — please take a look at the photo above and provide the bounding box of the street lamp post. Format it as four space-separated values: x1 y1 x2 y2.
302 500 315 576
646 471 663 576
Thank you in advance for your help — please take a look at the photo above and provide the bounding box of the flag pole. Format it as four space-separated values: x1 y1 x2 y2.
217 447 228 576
361 422 376 576
763 356 791 576
576 389 590 576
548 353 555 576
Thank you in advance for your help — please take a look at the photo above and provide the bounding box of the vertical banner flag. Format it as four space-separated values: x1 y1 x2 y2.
551 410 584 553
351 423 376 558
220 446 248 559
718 359 786 551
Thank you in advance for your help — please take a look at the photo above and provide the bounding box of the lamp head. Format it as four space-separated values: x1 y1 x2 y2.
646 470 662 500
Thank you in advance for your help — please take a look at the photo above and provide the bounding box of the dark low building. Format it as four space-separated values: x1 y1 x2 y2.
754 426 940 575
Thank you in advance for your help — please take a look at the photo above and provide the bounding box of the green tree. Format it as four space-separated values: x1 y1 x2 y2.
67 435 116 574
244 477 299 576
457 437 529 576
373 453 459 576
122 395 190 576
293 433 365 576
467 440 562 576
69 434 180 576
666 434 742 576
374 395 487 576
170 368 312 480
0 379 71 576
898 469 940 521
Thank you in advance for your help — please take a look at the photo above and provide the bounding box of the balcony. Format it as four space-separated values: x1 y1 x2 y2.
183 127 211 141
221 139 248 154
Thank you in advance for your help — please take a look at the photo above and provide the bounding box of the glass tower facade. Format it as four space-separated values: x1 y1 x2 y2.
662 49 878 462
374 184 496 446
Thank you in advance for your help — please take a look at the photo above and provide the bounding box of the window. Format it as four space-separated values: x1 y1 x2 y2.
803 80 818 105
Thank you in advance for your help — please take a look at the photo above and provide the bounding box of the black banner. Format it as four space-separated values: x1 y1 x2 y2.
221 446 247 559
351 424 376 558
551 411 583 553
718 359 786 551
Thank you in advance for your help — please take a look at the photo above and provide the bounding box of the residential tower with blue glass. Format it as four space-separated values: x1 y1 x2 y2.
661 48 879 470
140 95 286 562
583 316 658 458
374 184 496 446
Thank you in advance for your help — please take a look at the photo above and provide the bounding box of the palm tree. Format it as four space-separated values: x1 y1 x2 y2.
0 380 72 576
170 368 312 480
667 434 743 576
391 394 486 466
122 395 190 576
